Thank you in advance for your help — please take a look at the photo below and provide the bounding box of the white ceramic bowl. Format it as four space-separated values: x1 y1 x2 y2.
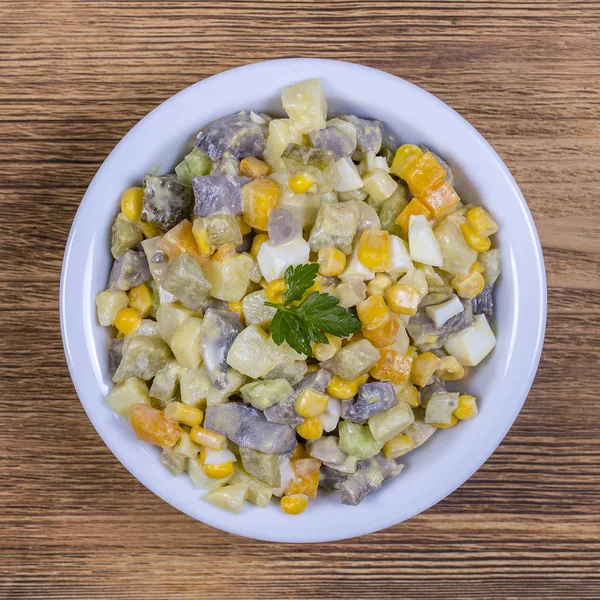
60 58 546 543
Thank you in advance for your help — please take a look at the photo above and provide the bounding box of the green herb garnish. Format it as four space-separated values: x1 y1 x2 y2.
265 263 362 357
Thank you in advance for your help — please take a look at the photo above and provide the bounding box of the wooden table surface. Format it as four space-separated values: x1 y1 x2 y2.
2 1 599 598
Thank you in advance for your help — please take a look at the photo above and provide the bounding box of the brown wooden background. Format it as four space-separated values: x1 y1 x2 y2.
1 1 599 598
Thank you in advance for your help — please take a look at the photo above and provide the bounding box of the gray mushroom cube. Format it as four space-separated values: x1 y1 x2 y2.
281 143 340 193
110 213 142 259
195 111 268 161
108 338 124 378
339 115 384 159
340 454 403 506
341 382 398 423
321 339 380 380
108 249 150 292
192 175 251 217
112 335 172 383
141 174 192 230
210 155 241 176
308 203 360 255
308 436 347 466
267 208 302 246
319 464 350 491
309 126 356 159
204 403 297 455
472 285 494 318
161 253 211 312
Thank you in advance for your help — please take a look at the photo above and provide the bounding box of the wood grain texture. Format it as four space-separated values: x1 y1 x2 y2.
1 1 599 598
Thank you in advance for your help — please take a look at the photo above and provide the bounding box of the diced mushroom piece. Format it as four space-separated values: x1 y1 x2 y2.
420 377 446 405
192 175 251 217
141 237 168 285
319 464 350 491
267 208 302 246
162 253 211 312
281 143 340 193
226 325 284 379
294 368 332 395
141 174 193 230
309 126 356 159
204 403 297 455
202 309 243 389
111 213 142 259
472 284 494 318
239 447 281 487
210 155 241 176
372 454 404 481
149 360 183 406
368 402 415 443
108 338 124 378
308 203 360 255
341 382 398 423
179 366 246 407
195 111 268 161
108 249 151 292
202 250 253 302
404 407 437 449
236 233 253 254
308 436 347 466
264 360 308 385
321 339 380 380
339 115 384 160
240 378 294 410
242 290 277 328
325 454 358 474
112 335 172 383
202 213 243 246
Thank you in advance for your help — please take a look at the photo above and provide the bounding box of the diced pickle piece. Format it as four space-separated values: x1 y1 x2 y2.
368 402 415 443
141 174 192 230
202 309 243 389
108 249 151 292
267 208 302 246
230 466 274 507
112 335 172 382
241 289 277 328
175 147 213 187
162 253 212 312
204 403 297 454
309 126 356 159
192 175 251 217
203 250 253 302
96 290 129 326
226 325 284 379
308 203 360 255
424 392 459 425
404 408 437 448
128 404 183 449
106 377 151 416
379 187 409 237
195 111 268 161
160 448 187 475
240 379 294 410
321 339 380 380
479 249 501 285
338 421 383 460
149 360 183 404
111 213 142 259
180 366 246 407
282 78 327 133
339 115 384 160
341 381 398 423
281 144 340 194
264 119 305 171
264 360 308 385
203 483 248 514
239 447 281 487
203 213 243 246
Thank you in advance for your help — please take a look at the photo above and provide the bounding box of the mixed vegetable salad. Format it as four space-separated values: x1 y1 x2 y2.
96 79 500 515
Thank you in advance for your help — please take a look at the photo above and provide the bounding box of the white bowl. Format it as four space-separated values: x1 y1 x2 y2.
60 58 546 543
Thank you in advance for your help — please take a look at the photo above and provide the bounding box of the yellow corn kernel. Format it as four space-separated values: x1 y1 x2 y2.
317 247 346 277
139 221 163 239
411 352 441 387
228 301 244 320
390 144 424 179
370 349 413 385
327 374 368 400
189 426 227 450
403 152 446 197
452 267 485 300
395 198 432 232
312 333 342 361
357 294 391 331
306 363 320 373
251 233 269 258
432 416 459 428
357 228 392 272
434 356 465 381
467 206 498 237
240 156 271 178
386 284 420 316
241 179 280 230
288 173 314 194
296 417 323 441
191 219 216 257
454 394 478 420
366 273 392 297
291 444 308 460
236 214 252 235
471 261 484 274
164 402 204 427
383 434 414 459
281 494 309 515
204 461 235 479
114 307 141 335
120 186 144 222
265 278 286 303
398 382 420 408
461 222 491 253
295 389 329 418
128 284 153 318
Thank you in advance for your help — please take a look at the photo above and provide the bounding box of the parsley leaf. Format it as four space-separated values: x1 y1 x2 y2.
265 264 362 357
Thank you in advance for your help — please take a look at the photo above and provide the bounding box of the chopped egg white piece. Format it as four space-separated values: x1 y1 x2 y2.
257 236 310 282
388 235 414 276
339 240 375 281
203 448 237 465
444 314 497 366
408 214 443 267
425 294 465 328
334 157 364 192
321 397 341 432
374 156 390 172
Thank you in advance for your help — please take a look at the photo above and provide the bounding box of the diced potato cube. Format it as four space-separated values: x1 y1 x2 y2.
170 316 203 370
202 249 254 302
156 303 195 344
180 366 246 407
242 289 277 328
321 339 380 380
173 431 202 459
434 217 478 276
264 119 305 171
362 169 398 203
203 483 248 514
106 378 151 416
96 290 129 326
282 78 327 133
368 402 414 443
424 392 459 425
226 325 284 379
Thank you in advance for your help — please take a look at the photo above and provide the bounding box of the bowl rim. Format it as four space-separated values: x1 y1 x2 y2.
60 57 547 542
